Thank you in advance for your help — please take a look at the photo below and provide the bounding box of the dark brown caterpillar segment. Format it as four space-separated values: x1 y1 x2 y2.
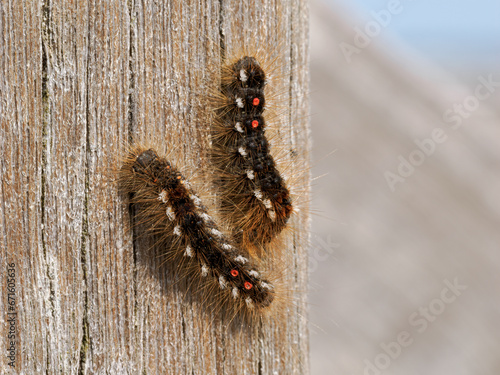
221 56 266 93
213 56 292 248
124 148 274 309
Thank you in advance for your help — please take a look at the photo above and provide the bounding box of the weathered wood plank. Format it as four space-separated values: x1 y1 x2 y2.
1 0 310 373
0 0 45 372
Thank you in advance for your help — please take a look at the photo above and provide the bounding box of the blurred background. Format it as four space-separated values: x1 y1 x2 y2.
308 1 500 374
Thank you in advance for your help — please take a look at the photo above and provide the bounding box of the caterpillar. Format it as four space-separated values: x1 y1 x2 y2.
211 56 293 253
119 146 275 311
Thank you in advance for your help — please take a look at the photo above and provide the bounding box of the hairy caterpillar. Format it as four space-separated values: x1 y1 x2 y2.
119 52 299 317
211 56 293 253
119 146 275 311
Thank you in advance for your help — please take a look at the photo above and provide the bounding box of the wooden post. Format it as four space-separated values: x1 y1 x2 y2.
0 0 310 373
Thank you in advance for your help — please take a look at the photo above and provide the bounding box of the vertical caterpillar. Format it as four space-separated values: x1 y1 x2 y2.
211 56 293 252
119 147 275 310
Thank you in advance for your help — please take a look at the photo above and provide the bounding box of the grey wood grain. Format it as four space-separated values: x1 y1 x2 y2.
0 0 310 373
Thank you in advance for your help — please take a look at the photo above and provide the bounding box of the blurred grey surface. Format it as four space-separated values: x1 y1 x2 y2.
308 1 500 374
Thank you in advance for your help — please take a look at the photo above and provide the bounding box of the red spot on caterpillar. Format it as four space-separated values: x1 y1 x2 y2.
244 282 253 290
252 98 260 106
230 269 239 277
251 120 259 128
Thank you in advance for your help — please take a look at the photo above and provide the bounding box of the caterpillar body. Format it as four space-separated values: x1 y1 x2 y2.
211 56 293 252
120 147 275 310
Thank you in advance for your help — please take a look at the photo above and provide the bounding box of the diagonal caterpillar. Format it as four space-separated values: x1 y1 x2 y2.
120 147 275 310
